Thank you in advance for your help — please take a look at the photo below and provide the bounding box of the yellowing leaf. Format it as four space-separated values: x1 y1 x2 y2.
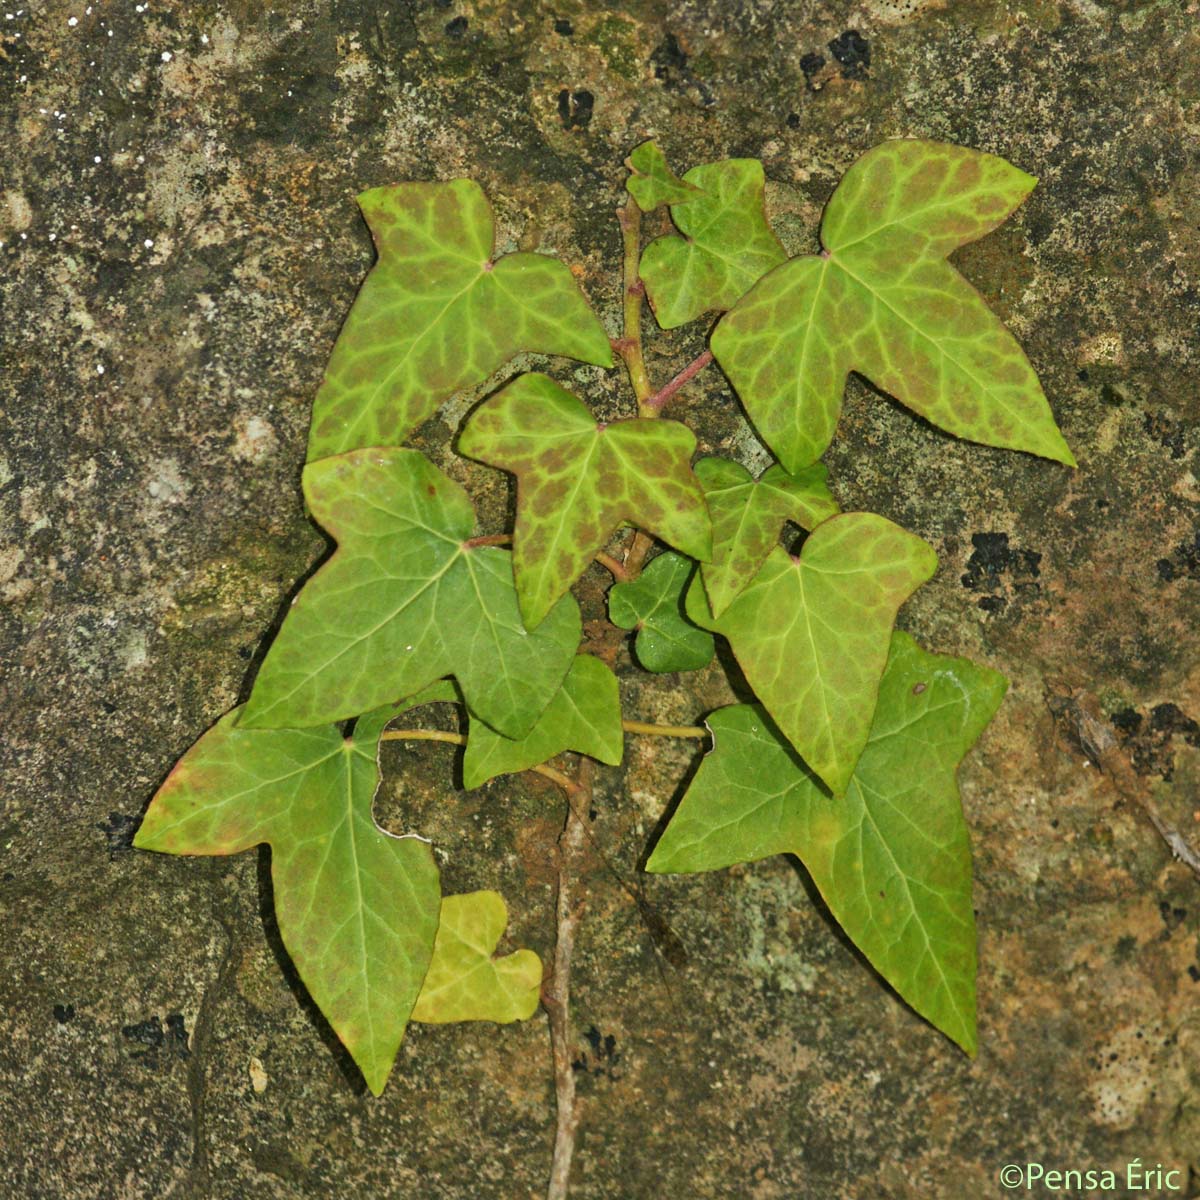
712 140 1075 469
695 456 840 617
459 373 712 629
133 706 441 1095
307 180 613 462
412 891 542 1024
625 140 701 211
647 632 1008 1055
462 655 623 789
608 550 715 673
240 447 580 736
688 513 936 795
640 159 786 329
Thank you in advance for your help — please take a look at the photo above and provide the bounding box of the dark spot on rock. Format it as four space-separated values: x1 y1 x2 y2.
53 1003 75 1023
444 16 468 38
1144 410 1187 459
786 111 801 129
800 52 828 91
1111 701 1200 779
1156 531 1200 582
165 1012 191 1056
557 88 594 130
97 812 139 859
1158 900 1187 937
650 33 715 107
1189 965 1200 982
573 1024 621 1080
828 30 870 80
554 18 573 36
1077 368 1090 382
122 1016 164 1048
1099 383 1125 406
100 699 117 714
961 532 1042 615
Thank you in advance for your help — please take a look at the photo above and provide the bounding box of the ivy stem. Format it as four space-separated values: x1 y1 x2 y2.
641 348 714 414
464 534 632 585
461 533 512 549
616 197 655 414
621 719 708 739
594 550 631 583
544 754 592 1200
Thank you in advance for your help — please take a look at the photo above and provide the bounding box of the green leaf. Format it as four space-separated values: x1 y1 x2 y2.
640 159 786 329
609 551 715 673
307 180 613 462
646 632 1008 1055
687 512 936 795
459 373 712 629
694 456 840 617
462 655 623 789
712 139 1075 470
134 707 441 1095
411 891 543 1024
626 141 701 211
240 447 581 735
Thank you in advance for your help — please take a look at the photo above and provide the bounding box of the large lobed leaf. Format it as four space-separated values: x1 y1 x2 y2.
240 447 580 735
307 180 613 462
462 654 624 789
640 158 786 329
459 373 712 629
625 140 701 211
608 550 715 673
647 632 1008 1054
411 891 542 1024
695 456 840 618
134 706 441 1095
712 140 1075 470
688 512 936 795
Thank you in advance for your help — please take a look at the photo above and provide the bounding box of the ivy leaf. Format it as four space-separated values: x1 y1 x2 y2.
609 551 715 673
133 706 441 1095
240 447 580 736
694 456 840 618
712 139 1075 470
625 141 702 211
646 632 1008 1055
687 513 936 795
307 181 613 462
640 159 786 329
411 891 543 1024
462 655 623 789
459 373 712 629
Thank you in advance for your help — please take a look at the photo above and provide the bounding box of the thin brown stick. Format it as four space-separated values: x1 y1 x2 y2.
462 533 512 548
616 198 654 413
379 729 465 746
642 348 714 413
544 756 594 1200
622 719 708 740
594 550 632 583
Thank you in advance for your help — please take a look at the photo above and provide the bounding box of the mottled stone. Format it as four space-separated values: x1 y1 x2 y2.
2 0 1199 1197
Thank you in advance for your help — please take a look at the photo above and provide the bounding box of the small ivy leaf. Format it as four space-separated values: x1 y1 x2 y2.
686 512 936 795
712 140 1075 470
640 159 787 330
609 551 715 673
133 707 441 1095
646 632 1009 1056
695 456 840 618
307 180 613 462
625 140 702 211
240 447 580 736
459 373 712 629
462 655 623 789
411 891 543 1024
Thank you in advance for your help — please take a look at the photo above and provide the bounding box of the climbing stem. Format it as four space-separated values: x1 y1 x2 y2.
616 196 654 413
544 755 593 1200
642 348 714 414
622 719 708 740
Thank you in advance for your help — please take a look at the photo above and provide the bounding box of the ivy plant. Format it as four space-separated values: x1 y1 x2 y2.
136 138 1073 1195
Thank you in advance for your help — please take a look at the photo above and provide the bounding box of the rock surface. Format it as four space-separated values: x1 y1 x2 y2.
2 1 1199 1197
